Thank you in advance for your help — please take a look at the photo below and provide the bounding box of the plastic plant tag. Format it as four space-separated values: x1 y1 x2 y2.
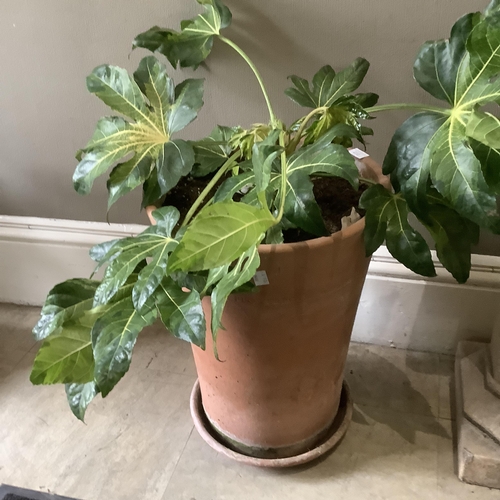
349 148 369 159
253 270 270 286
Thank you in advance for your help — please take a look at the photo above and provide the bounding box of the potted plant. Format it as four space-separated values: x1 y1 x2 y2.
30 0 500 466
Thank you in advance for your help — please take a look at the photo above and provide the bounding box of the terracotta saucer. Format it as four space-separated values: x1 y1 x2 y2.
190 379 353 468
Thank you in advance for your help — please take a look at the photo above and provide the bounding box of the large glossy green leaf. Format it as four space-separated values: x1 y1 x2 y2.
387 11 500 235
93 228 178 307
156 278 206 349
132 207 180 311
33 279 100 341
133 0 232 69
156 139 195 195
65 382 99 422
383 112 448 216
413 13 479 104
284 173 328 236
418 201 479 283
74 56 204 207
360 185 436 277
168 79 205 133
30 323 95 385
168 202 275 272
285 59 370 109
287 138 359 188
91 298 157 397
210 245 260 356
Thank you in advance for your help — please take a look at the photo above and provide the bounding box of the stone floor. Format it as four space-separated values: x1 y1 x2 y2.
1 302 499 500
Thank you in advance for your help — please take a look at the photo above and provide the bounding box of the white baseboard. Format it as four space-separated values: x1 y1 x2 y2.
1 215 499 355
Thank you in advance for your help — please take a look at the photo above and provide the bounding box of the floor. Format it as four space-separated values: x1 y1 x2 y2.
1 303 499 500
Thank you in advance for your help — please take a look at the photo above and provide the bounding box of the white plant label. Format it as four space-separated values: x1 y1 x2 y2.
253 270 270 286
349 148 369 159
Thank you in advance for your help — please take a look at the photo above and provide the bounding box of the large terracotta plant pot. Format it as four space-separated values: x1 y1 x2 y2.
147 156 385 465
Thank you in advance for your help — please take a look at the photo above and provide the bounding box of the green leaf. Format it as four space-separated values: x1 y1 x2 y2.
287 139 359 188
142 168 163 208
214 172 255 202
132 27 179 67
383 112 448 216
156 278 206 349
210 245 260 356
428 119 498 230
94 229 178 306
191 126 238 177
419 203 478 283
285 58 370 109
470 138 500 193
413 13 479 104
360 185 436 277
466 109 500 149
33 279 100 341
284 173 328 236
168 79 205 134
133 0 232 69
387 12 500 234
132 208 180 311
92 298 157 397
156 139 195 195
65 382 99 422
107 155 153 208
168 202 275 272
30 323 95 385
252 130 282 194
74 57 204 207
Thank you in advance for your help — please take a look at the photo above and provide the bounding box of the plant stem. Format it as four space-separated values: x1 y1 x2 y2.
276 131 288 222
287 106 327 153
366 103 450 114
219 36 277 126
359 177 378 186
181 152 240 227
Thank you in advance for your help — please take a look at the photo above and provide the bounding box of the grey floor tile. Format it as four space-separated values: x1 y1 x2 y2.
0 303 40 352
345 343 440 417
132 321 198 379
0 344 194 500
438 354 455 421
162 405 447 500
1 304 498 500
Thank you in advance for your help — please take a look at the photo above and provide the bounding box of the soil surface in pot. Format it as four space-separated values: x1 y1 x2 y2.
162 174 366 243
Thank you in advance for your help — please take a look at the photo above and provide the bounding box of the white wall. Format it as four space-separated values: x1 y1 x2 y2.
0 0 498 254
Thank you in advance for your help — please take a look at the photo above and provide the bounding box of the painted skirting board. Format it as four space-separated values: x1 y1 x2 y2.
1 215 499 354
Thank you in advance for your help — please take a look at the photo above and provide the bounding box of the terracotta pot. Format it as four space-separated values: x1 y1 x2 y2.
147 156 386 461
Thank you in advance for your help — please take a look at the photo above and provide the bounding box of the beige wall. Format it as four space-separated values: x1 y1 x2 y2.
1 0 499 254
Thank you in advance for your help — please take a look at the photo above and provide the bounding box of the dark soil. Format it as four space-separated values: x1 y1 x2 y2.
162 174 229 222
163 174 365 243
283 176 367 243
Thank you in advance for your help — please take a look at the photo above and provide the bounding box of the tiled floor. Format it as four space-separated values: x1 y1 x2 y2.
1 302 499 500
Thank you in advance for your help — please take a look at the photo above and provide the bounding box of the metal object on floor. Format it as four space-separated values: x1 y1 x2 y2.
190 378 353 468
455 341 500 490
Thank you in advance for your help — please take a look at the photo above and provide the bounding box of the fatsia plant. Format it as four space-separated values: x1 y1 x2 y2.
31 0 500 420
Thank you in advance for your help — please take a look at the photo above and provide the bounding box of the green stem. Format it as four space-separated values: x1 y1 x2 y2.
181 152 240 227
359 177 377 186
219 36 277 126
287 106 327 153
276 131 288 222
366 103 450 114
